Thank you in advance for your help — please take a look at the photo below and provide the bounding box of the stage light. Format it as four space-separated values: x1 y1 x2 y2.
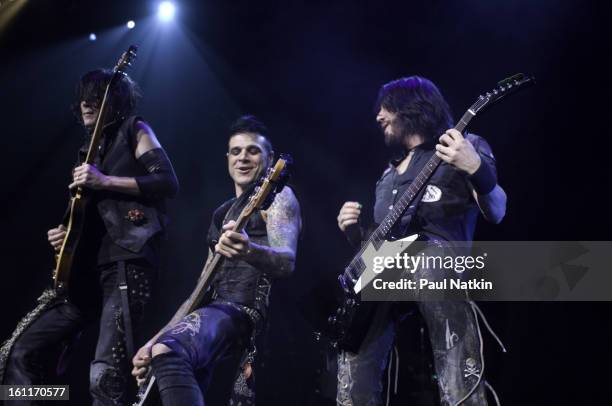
126 20 135 29
158 1 176 21
89 33 97 41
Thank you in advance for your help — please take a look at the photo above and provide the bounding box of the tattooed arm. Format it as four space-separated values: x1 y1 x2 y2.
215 187 301 278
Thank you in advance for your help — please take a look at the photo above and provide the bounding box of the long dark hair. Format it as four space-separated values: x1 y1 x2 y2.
375 76 454 142
71 69 141 125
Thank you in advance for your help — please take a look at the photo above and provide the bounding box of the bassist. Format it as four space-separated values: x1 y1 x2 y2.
131 116 301 406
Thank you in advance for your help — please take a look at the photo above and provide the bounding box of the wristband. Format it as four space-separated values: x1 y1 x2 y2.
468 161 496 195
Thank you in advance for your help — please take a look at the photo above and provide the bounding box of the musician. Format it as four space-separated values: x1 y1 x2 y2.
336 76 507 405
131 115 301 406
2 69 178 405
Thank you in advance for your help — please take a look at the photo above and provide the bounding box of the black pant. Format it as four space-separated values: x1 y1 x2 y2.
337 242 491 406
152 302 252 406
3 261 154 405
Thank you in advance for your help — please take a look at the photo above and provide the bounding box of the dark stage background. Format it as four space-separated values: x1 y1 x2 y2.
1 1 610 404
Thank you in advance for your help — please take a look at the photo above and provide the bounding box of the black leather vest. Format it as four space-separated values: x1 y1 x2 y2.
207 192 272 319
79 116 168 264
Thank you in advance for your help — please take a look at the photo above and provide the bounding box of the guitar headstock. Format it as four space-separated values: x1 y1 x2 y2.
114 45 138 76
469 73 535 116
243 154 293 217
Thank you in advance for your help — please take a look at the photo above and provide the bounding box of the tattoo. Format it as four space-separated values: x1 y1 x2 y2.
248 187 301 277
153 249 214 342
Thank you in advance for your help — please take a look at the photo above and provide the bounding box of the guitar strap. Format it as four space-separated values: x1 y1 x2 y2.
117 260 135 360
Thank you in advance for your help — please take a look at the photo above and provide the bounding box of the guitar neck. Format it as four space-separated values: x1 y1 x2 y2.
175 209 252 317
161 155 289 327
346 110 475 277
83 76 117 165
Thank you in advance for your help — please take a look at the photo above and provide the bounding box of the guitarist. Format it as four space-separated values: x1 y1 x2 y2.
2 69 178 405
336 76 507 405
131 116 301 406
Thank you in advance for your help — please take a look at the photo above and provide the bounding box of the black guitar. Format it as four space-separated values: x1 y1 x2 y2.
327 74 535 353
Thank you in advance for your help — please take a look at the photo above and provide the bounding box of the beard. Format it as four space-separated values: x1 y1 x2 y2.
383 125 406 148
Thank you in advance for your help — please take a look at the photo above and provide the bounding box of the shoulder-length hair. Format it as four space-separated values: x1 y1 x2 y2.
375 76 454 142
71 69 141 124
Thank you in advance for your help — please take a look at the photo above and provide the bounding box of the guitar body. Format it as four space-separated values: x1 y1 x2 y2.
330 234 421 353
329 284 379 353
53 194 88 294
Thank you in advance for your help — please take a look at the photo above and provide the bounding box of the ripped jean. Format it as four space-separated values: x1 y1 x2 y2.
3 261 154 405
152 301 252 406
337 242 501 406
337 300 489 406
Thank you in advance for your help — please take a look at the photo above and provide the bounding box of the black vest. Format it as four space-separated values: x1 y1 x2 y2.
79 116 167 265
207 192 272 320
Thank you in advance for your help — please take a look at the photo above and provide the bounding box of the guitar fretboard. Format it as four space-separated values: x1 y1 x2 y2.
344 109 475 281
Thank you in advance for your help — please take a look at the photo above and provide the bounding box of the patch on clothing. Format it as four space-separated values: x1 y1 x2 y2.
95 366 125 401
170 313 201 337
463 357 481 380
421 185 442 202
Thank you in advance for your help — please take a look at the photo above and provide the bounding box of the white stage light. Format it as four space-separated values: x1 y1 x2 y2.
158 2 176 21
126 20 135 29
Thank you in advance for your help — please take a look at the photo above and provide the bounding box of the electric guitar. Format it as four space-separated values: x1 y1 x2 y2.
133 155 292 406
52 45 138 295
328 74 535 353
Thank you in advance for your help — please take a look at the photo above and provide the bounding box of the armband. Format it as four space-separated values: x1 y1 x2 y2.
135 148 179 199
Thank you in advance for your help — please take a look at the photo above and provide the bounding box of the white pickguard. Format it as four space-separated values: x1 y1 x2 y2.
353 233 419 294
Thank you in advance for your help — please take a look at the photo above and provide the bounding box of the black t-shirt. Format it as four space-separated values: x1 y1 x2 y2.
373 133 497 243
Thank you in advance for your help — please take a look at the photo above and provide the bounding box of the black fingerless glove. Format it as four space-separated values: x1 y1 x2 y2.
135 148 179 199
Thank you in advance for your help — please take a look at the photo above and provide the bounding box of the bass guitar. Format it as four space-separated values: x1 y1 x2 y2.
133 155 292 406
